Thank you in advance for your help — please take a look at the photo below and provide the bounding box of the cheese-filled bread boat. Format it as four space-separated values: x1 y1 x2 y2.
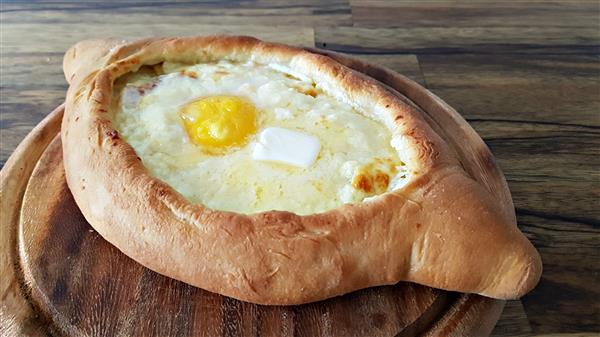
61 36 542 305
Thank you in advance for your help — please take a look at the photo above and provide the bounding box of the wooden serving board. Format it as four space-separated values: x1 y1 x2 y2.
1 52 507 337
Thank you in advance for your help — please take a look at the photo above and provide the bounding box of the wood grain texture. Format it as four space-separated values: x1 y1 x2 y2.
417 52 600 334
15 140 440 337
350 1 599 28
1 0 599 335
0 106 64 337
17 154 448 337
492 301 533 337
315 26 600 55
1 1 351 26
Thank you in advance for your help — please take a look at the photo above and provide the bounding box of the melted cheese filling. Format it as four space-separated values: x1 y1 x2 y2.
112 60 410 215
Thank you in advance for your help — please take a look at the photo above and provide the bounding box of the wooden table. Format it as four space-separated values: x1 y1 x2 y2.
1 1 598 336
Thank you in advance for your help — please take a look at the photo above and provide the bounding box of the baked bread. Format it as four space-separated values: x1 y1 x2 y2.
61 36 541 305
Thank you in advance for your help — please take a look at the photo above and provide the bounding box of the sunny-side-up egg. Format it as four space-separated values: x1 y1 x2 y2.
111 60 410 215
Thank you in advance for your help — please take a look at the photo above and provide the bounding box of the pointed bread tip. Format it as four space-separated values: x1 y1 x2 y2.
405 169 542 299
63 38 124 85
487 236 543 300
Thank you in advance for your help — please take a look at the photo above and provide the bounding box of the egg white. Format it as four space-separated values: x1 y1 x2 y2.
112 60 410 215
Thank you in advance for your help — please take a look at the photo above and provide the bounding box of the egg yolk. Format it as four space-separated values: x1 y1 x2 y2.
179 95 257 149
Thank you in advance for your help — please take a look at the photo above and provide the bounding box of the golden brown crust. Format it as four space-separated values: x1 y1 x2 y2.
61 36 541 304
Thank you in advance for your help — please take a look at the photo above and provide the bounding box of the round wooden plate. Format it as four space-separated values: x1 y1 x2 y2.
1 52 506 337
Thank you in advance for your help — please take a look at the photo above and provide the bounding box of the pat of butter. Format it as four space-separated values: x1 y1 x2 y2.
252 127 320 168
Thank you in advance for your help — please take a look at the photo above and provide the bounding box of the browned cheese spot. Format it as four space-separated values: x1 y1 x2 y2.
303 87 318 97
374 172 390 191
352 158 399 195
353 174 373 193
180 69 198 79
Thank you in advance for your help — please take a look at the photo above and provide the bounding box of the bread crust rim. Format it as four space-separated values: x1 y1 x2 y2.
61 36 541 305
